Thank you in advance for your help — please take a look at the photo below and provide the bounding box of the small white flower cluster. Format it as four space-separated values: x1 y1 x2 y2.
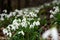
3 19 21 37
52 0 60 5
42 27 59 40
0 8 40 21
3 28 12 37
50 6 59 14
30 21 40 28
50 6 59 18
3 15 40 37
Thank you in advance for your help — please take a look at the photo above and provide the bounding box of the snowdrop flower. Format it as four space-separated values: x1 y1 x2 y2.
33 14 37 17
8 24 16 31
31 13 35 17
0 14 7 20
8 32 12 37
0 17 4 20
12 19 20 26
13 19 21 23
15 9 19 12
18 19 21 22
35 10 39 13
21 21 27 28
50 10 54 14
13 19 20 25
13 19 17 23
30 24 34 28
3 10 7 13
7 12 13 18
3 28 12 37
22 17 26 22
18 30 24 35
12 23 19 29
25 9 28 11
50 14 54 18
29 12 34 15
33 21 36 26
24 11 28 14
51 27 59 40
53 6 59 12
3 29 8 34
50 6 59 14
7 25 11 30
12 12 16 16
7 32 12 37
36 21 40 26
42 29 51 39
27 18 34 21
33 21 40 26
13 22 20 26
16 10 23 17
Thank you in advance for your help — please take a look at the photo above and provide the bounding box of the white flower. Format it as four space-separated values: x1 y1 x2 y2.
7 12 13 18
3 10 7 13
0 17 4 21
51 27 59 40
22 17 26 22
7 25 11 30
30 24 34 28
33 21 36 26
50 6 59 14
24 9 28 12
8 24 16 31
7 32 12 37
3 28 12 37
24 11 28 14
15 9 19 12
35 10 39 13
13 19 20 23
42 29 51 39
29 12 34 14
3 29 8 34
50 10 56 14
36 21 40 26
12 12 16 16
12 24 19 29
34 14 37 17
18 30 24 35
16 10 23 17
8 32 12 37
29 12 36 17
53 6 59 12
0 14 7 20
21 21 27 28
27 18 34 21
50 14 54 18
18 19 21 22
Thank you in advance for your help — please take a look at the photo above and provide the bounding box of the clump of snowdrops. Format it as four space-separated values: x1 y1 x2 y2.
0 0 60 40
